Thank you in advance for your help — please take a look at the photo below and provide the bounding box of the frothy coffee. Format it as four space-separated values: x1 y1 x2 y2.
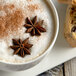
0 0 54 63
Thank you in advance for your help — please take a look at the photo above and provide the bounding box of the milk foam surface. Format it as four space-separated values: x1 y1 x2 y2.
0 0 54 63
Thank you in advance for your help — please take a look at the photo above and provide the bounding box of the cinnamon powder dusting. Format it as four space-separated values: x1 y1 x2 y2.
27 0 32 2
0 4 24 38
27 4 39 11
4 4 15 10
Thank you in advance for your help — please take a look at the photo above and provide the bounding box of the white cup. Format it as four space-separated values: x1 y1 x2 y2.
0 0 59 71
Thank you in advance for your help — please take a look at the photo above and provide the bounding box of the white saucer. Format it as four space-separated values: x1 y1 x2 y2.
0 0 76 76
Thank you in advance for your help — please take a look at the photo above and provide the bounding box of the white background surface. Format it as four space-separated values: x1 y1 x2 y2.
0 0 76 76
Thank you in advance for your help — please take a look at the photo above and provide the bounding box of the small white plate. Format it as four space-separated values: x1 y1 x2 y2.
0 0 76 76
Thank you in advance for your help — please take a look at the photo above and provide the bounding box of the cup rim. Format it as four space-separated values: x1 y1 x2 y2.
0 0 59 65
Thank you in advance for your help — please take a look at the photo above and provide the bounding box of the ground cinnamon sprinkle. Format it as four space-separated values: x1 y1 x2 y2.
0 4 24 38
4 4 15 10
27 0 32 2
27 4 39 11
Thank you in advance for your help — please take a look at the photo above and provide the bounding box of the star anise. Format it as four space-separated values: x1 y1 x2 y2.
10 38 33 57
24 16 46 36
